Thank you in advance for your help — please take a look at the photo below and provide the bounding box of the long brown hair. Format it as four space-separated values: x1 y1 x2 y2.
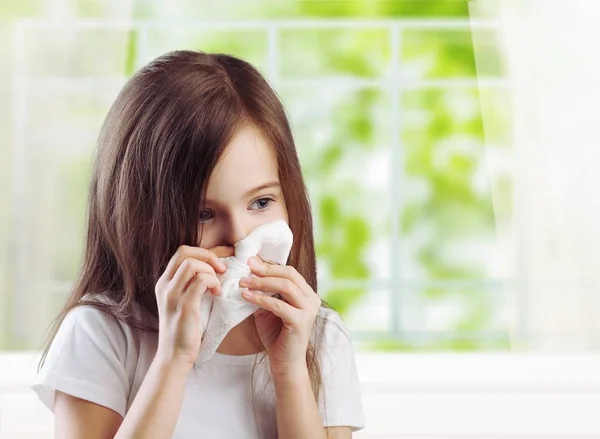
39 50 334 429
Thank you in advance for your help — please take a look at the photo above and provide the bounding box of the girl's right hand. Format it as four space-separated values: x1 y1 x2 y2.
154 245 234 369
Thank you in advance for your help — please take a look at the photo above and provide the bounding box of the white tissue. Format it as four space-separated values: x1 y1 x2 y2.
196 220 294 364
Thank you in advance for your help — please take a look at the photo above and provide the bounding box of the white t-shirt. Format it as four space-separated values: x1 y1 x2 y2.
31 294 366 438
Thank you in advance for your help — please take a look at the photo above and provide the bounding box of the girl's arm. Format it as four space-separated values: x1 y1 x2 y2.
241 257 361 438
113 356 189 438
273 365 352 439
54 356 189 439
53 245 232 439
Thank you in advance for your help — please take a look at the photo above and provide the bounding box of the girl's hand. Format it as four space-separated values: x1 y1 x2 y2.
154 245 234 369
239 256 322 381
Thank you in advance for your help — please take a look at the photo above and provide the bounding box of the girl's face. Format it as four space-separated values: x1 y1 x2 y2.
198 126 289 249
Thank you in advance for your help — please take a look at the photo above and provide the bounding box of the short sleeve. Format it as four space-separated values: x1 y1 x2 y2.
31 305 130 417
317 309 366 432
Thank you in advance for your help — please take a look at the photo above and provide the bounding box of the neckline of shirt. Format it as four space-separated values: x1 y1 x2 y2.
208 351 262 365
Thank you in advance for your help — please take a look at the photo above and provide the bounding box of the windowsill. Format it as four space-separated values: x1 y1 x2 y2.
1 351 600 438
353 352 600 437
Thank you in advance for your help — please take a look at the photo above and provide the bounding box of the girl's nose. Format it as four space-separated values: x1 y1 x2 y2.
223 215 250 247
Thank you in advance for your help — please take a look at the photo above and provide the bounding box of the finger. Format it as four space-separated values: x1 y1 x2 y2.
170 258 217 298
239 276 304 308
164 245 227 281
182 273 221 313
247 257 311 296
241 289 298 320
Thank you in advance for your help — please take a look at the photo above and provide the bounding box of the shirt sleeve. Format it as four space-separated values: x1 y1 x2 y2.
317 309 366 432
31 304 130 417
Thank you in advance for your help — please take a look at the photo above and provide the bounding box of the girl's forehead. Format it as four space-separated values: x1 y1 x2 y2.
204 127 279 202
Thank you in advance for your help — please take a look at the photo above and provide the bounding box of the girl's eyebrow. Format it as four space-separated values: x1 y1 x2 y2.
204 181 281 205
242 181 281 199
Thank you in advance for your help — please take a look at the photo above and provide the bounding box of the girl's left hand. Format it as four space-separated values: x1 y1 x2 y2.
239 255 321 381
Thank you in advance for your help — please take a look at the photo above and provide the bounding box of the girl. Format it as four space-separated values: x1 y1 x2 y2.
32 50 365 438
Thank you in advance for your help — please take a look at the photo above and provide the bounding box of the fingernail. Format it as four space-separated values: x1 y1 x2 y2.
249 258 263 270
239 276 252 286
242 289 253 299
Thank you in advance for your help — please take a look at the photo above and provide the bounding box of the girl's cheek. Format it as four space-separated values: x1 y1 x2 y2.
275 205 289 223
198 228 217 249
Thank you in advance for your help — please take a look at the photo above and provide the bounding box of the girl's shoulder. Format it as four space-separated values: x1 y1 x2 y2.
32 292 152 416
316 305 356 356
78 291 154 325
58 292 154 361
314 305 366 431
318 305 351 336
72 292 145 329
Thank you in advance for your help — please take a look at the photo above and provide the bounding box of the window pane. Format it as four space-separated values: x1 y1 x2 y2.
279 28 391 78
401 29 504 79
399 88 497 281
366 283 510 351
281 85 391 293
21 26 132 77
9 85 120 347
143 28 269 74
336 286 390 333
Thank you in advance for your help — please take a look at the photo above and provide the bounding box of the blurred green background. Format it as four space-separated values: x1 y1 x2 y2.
0 0 512 352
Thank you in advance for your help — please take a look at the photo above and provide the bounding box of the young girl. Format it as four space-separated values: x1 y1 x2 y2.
32 50 365 438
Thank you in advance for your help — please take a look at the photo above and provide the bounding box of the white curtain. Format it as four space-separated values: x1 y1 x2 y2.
471 0 600 351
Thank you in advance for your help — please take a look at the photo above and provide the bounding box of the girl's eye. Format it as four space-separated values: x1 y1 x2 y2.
250 197 274 211
199 210 214 223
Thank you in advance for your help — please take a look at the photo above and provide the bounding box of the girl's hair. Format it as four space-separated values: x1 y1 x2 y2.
39 49 333 431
